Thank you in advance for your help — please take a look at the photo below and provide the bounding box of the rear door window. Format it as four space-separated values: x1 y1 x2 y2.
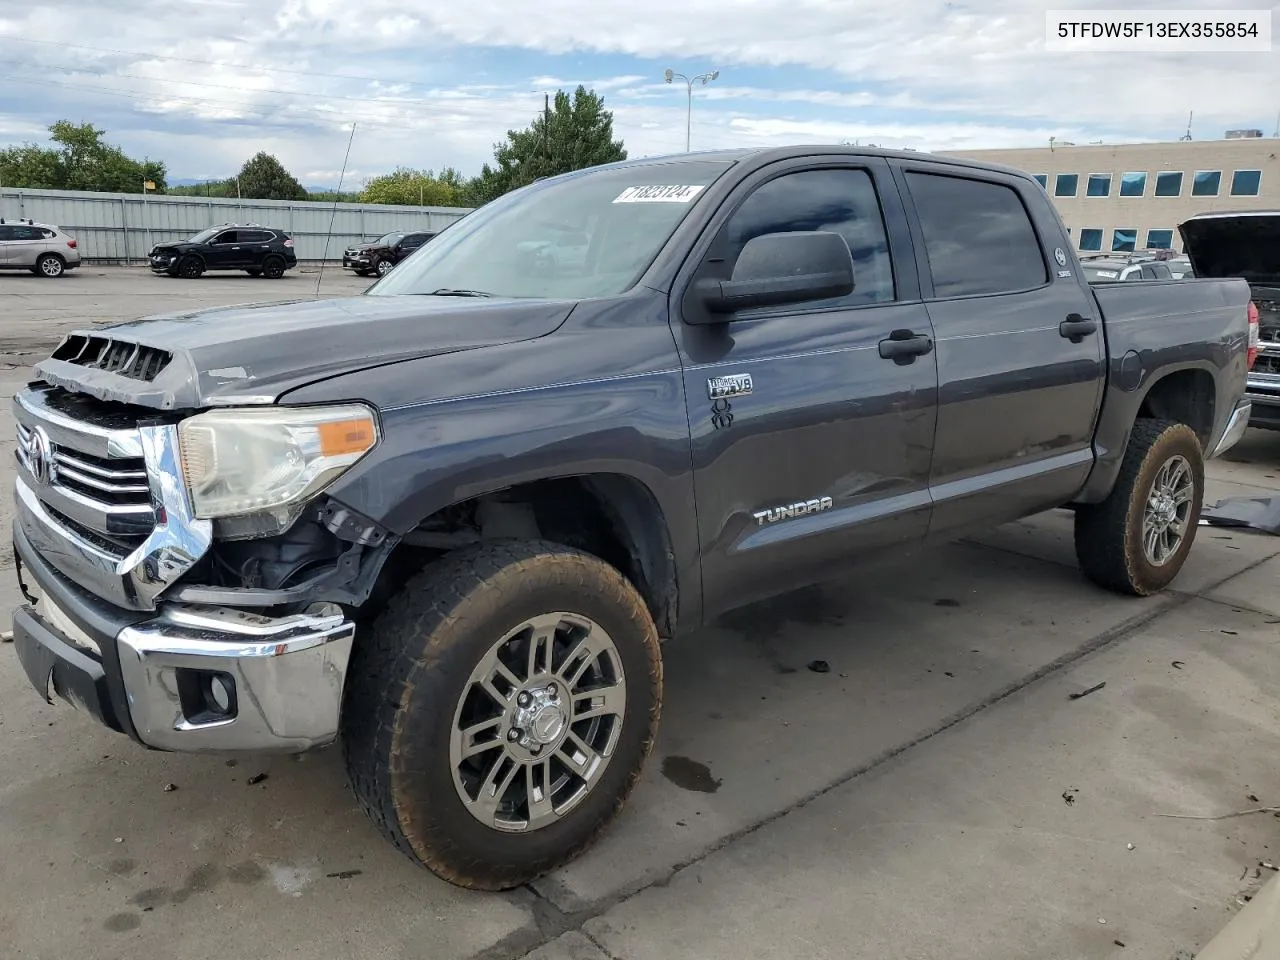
239 230 273 243
905 172 1048 298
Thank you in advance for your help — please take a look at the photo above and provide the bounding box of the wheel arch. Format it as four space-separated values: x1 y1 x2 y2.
359 471 681 640
1076 360 1219 504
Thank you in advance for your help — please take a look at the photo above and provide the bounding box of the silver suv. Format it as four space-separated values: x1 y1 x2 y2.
0 219 82 278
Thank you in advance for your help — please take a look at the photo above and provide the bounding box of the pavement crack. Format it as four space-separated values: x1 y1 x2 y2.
485 548 1280 960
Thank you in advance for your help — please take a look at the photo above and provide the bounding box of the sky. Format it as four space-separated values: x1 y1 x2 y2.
1 0 1277 188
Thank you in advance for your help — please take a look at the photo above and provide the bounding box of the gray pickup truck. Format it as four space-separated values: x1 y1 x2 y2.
10 147 1259 890
1179 211 1278 431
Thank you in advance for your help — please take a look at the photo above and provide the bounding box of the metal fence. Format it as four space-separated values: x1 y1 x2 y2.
0 187 473 263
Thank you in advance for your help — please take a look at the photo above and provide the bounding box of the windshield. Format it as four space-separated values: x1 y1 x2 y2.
374 232 404 247
1082 265 1121 282
368 159 734 300
188 227 219 243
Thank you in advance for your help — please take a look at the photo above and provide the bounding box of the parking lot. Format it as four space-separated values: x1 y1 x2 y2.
2 269 1279 960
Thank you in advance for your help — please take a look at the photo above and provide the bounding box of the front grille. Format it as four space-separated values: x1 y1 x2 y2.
51 334 172 382
1254 352 1280 377
15 388 157 553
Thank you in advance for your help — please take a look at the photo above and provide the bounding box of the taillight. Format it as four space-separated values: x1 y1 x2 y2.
66 238 77 249
283 238 294 248
1247 301 1260 369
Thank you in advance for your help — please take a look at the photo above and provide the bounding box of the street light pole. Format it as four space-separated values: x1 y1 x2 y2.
664 68 719 152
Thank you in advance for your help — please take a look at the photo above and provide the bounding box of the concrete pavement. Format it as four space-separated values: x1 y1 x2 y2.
2 271 1279 960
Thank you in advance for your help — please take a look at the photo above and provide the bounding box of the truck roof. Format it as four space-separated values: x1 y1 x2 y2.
569 145 1039 185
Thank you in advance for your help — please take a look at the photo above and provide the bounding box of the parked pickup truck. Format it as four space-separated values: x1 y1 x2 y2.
1179 211 1279 430
10 147 1259 891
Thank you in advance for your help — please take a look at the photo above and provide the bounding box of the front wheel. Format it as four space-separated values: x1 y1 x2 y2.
177 255 203 279
1074 418 1204 596
342 541 662 890
375 258 393 277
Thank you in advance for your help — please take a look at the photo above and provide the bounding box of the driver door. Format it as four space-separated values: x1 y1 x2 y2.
669 159 939 618
206 230 244 268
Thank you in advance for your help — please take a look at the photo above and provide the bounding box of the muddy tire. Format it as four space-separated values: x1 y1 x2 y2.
342 540 662 890
1074 418 1204 596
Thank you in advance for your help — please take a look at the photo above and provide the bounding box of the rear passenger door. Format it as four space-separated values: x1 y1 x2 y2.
894 162 1105 539
670 158 939 618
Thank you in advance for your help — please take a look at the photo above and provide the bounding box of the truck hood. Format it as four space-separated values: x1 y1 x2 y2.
33 295 575 410
1179 213 1280 289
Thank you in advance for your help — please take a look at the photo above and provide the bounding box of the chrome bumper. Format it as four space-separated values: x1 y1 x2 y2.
1209 399 1252 458
117 606 355 753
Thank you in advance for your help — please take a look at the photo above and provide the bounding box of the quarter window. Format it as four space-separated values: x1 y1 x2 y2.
1119 172 1146 197
1145 229 1174 249
1154 171 1183 197
1112 228 1137 252
905 171 1047 298
1078 228 1103 251
723 168 895 308
1192 171 1221 196
1086 174 1111 197
1231 170 1262 196
1054 174 1079 197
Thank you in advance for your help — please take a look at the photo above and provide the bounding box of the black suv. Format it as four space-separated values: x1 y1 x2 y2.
150 224 298 279
342 231 435 277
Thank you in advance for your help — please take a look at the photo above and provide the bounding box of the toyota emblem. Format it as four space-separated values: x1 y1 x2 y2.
27 426 54 485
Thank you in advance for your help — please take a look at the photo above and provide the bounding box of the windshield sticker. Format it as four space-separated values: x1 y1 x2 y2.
613 185 706 204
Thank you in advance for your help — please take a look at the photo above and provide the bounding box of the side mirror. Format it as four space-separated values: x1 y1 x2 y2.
694 231 854 318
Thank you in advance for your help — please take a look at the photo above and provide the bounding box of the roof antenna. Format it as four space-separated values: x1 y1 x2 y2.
1179 110 1193 141
316 121 358 298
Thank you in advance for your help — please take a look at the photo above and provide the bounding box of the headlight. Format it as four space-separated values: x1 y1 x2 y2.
178 404 378 522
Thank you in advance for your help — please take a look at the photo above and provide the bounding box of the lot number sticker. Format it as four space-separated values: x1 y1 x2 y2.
613 185 706 203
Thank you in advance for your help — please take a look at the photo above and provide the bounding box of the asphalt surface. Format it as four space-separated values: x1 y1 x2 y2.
2 269 1280 960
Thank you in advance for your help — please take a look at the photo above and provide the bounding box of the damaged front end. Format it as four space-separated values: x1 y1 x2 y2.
10 379 396 754
1180 212 1280 430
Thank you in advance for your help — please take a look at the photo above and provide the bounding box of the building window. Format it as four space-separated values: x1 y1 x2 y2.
1119 172 1147 197
1086 174 1111 197
1146 229 1174 249
1154 171 1183 197
1055 174 1078 197
1112 228 1137 252
1079 228 1103 251
1033 174 1047 188
1192 171 1221 196
1231 170 1262 196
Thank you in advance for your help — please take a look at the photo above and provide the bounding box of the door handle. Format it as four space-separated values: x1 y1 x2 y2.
1059 314 1097 343
878 329 933 365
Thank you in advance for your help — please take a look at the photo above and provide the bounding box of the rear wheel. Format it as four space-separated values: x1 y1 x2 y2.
177 255 204 279
342 541 662 890
35 254 65 278
261 256 286 279
1074 418 1204 596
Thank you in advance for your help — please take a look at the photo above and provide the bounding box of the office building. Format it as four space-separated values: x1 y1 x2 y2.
940 134 1279 253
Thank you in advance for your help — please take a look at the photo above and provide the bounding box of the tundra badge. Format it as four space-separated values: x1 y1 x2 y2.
753 496 834 526
707 374 753 400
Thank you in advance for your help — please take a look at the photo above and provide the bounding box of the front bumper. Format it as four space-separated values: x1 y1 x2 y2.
12 523 355 753
342 254 371 269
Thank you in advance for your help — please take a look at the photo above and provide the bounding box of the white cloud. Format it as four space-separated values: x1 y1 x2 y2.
1 0 1276 181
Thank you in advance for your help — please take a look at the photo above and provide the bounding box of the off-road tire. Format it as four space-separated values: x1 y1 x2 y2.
177 255 204 279
261 256 286 279
342 540 662 890
1074 418 1204 596
34 254 65 278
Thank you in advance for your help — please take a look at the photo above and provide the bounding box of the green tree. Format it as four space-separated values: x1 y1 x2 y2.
467 86 626 205
0 121 166 193
360 167 461 206
232 151 307 201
